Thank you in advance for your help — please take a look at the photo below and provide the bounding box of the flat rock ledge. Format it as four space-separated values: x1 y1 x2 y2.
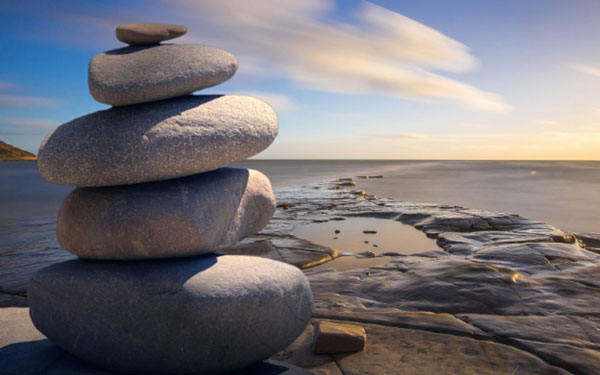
2 179 600 374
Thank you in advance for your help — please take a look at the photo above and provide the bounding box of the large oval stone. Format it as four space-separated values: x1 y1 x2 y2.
37 95 278 187
57 168 275 259
89 44 238 106
116 23 187 45
28 255 314 374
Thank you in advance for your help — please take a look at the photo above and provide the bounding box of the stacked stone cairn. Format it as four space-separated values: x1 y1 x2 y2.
30 23 313 374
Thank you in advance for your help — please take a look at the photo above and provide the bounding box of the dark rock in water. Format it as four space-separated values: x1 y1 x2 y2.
575 232 600 252
277 203 297 210
89 44 237 106
37 95 277 187
351 190 367 197
357 175 382 179
57 168 275 260
28 255 313 374
116 23 187 45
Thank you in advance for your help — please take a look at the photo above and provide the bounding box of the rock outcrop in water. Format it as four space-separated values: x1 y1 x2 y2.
0 140 36 161
26 23 313 374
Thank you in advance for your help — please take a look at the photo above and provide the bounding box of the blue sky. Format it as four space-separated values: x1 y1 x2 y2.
1 0 600 159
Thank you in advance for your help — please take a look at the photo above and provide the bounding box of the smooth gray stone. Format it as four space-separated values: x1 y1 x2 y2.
37 95 278 187
57 168 275 259
89 44 237 106
116 23 187 45
28 255 314 374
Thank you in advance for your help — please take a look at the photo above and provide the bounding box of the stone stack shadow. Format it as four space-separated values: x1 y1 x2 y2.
31 23 313 374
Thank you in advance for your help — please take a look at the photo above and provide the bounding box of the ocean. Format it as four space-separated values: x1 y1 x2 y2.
1 160 599 245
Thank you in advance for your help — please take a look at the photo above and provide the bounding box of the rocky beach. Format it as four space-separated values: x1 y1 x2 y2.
2 174 600 374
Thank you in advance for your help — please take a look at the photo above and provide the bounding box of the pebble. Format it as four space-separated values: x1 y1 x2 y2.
116 23 187 45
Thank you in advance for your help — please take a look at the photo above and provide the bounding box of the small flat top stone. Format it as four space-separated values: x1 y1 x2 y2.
116 23 187 45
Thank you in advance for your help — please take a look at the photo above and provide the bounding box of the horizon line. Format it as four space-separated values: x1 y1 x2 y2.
246 158 600 162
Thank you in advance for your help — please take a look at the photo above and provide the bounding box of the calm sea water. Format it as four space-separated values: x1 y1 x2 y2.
1 160 599 239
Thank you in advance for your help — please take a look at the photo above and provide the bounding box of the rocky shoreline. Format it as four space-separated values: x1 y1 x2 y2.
1 177 600 374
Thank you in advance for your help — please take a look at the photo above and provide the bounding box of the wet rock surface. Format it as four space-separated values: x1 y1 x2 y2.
2 178 600 373
269 181 599 374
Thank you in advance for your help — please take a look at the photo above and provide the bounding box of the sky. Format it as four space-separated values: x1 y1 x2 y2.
1 0 600 160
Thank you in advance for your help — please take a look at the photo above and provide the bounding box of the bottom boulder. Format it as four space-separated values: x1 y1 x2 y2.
28 255 313 374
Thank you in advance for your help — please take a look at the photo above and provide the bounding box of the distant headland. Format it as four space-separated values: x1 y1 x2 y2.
0 140 36 161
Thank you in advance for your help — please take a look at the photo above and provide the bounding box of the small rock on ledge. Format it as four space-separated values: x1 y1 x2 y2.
313 321 366 354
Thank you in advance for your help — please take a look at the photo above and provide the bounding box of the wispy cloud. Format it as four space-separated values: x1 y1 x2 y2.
1 117 58 128
0 94 63 108
571 63 600 78
0 117 58 136
178 1 509 112
42 0 508 112
0 130 50 136
0 81 16 91
0 82 64 108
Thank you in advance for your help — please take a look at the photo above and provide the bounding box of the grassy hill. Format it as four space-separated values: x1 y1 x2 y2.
0 140 36 161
